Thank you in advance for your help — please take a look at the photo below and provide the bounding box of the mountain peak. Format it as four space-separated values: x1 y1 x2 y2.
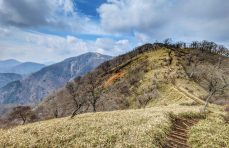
81 52 111 57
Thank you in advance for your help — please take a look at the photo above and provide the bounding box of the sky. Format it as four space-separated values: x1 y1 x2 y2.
0 0 228 64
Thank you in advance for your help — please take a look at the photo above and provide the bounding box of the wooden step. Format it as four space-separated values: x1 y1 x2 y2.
179 118 195 125
166 139 189 148
163 144 173 148
175 124 186 129
170 132 187 138
171 131 187 136
167 138 189 147
170 134 187 142
181 122 190 128
166 142 180 148
174 127 187 132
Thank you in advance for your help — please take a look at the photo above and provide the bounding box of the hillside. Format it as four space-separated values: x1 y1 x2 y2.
36 43 229 119
0 52 112 105
0 73 22 88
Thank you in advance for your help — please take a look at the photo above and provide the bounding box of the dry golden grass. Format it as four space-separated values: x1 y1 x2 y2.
188 112 229 148
0 105 201 148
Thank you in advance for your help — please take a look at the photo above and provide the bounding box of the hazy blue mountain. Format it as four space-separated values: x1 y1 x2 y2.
0 73 22 88
6 62 45 75
0 59 21 72
0 59 45 75
0 52 112 105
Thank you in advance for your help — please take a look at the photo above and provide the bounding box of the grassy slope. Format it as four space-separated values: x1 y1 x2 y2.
1 47 228 147
188 111 229 148
0 105 201 148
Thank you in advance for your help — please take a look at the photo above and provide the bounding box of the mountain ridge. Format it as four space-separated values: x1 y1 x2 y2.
0 52 112 105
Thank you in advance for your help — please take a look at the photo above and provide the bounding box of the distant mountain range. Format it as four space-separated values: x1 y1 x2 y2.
0 52 112 105
0 59 45 75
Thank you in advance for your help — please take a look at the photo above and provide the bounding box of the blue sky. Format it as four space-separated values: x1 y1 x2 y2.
0 0 228 63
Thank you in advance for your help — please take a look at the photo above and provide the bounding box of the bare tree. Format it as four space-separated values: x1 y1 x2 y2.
203 71 228 111
85 73 103 112
66 80 87 118
8 106 35 124
190 41 199 49
163 38 173 47
175 41 186 49
218 45 229 56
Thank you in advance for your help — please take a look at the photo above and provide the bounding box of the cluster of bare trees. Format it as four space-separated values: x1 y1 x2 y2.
190 40 229 56
159 38 229 56
160 38 187 49
66 73 104 118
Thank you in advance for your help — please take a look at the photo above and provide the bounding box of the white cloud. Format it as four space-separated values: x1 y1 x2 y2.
59 0 75 14
98 0 169 33
98 0 229 44
0 27 9 35
66 35 77 44
0 27 131 63
93 38 131 55
0 28 89 63
95 38 115 50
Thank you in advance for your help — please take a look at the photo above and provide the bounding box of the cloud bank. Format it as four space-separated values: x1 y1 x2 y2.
0 0 228 63
98 0 229 43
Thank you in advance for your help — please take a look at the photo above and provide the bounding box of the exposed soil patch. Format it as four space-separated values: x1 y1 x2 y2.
104 71 125 87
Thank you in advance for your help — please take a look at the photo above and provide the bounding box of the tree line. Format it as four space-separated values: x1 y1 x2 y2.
161 38 229 56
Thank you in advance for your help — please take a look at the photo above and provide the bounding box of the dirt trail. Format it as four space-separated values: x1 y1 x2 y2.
163 117 199 148
173 86 205 105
